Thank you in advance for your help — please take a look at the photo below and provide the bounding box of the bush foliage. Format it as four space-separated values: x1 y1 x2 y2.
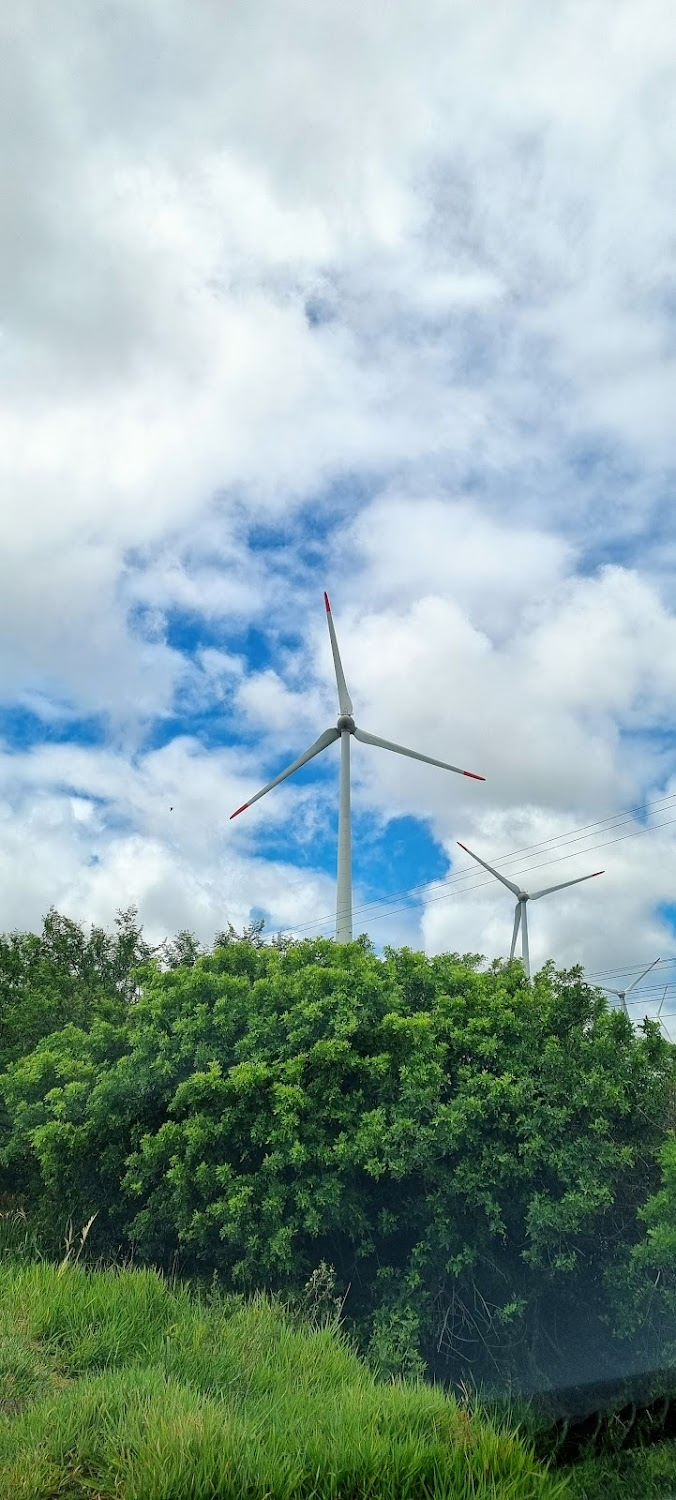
2 910 676 1392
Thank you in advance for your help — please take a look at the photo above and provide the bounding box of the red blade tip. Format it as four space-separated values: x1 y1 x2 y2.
324 591 331 612
457 841 469 852
592 870 604 877
463 771 486 780
230 803 249 820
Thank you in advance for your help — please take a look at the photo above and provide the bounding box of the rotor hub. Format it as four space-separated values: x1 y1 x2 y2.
337 714 355 733
518 892 529 903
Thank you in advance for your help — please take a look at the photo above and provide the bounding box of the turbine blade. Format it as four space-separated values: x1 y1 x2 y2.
230 727 340 818
324 593 353 716
456 841 521 896
529 870 604 901
355 728 485 781
657 985 668 1018
599 987 622 998
510 902 522 959
626 957 661 993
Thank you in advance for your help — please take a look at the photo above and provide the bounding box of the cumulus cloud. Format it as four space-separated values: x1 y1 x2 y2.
0 738 336 942
421 800 676 985
2 0 676 988
344 495 574 638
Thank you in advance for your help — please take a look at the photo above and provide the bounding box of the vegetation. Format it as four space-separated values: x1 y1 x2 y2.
567 1443 676 1499
3 908 676 1492
3 912 676 1390
0 1253 566 1499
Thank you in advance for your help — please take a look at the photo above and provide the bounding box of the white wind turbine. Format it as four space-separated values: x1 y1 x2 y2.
457 841 604 979
656 985 671 1038
231 593 485 942
598 958 661 1018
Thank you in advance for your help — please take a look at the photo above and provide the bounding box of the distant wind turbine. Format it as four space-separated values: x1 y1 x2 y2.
231 593 485 942
457 840 604 979
598 958 661 1018
656 985 671 1037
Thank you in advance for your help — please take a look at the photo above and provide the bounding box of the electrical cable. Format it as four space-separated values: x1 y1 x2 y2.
270 787 676 935
585 958 676 980
246 789 676 928
285 810 676 937
624 988 676 1003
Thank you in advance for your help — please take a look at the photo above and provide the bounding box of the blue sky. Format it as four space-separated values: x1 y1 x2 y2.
3 0 676 1016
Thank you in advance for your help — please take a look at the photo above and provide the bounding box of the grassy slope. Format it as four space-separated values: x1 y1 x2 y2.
0 1258 567 1500
4 1259 676 1498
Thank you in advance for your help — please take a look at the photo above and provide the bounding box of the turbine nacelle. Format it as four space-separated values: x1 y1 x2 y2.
337 714 356 733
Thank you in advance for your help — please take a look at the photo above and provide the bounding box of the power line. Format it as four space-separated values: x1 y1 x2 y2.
297 812 676 937
254 789 676 933
275 795 676 939
625 987 676 1004
586 958 676 980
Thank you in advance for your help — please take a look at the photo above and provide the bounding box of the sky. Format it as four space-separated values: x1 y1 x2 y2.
3 0 676 1018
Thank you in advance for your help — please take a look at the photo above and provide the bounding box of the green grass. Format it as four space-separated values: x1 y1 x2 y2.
565 1441 676 1498
487 1393 676 1499
0 1258 568 1499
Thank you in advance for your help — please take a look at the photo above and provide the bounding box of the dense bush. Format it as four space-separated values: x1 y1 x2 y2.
1 916 675 1393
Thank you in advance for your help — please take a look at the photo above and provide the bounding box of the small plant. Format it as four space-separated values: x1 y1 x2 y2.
367 1301 428 1383
293 1261 351 1330
58 1212 98 1274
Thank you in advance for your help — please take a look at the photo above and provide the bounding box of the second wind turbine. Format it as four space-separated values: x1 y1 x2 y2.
457 841 604 979
231 594 485 942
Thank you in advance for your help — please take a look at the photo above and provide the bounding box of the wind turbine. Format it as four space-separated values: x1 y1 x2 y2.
656 985 671 1038
598 958 661 1018
231 593 485 942
457 840 604 979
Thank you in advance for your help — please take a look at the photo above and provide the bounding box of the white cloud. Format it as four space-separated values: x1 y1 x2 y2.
235 670 326 740
365 569 669 816
344 496 574 638
421 800 676 985
2 0 676 978
0 739 336 943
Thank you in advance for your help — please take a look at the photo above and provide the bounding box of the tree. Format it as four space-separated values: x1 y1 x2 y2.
1 935 674 1388
156 930 203 970
0 906 153 1072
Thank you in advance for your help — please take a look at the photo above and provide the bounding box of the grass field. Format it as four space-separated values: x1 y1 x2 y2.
2 1255 676 1498
0 1256 570 1500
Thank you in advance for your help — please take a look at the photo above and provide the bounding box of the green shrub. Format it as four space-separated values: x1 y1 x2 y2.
2 931 675 1391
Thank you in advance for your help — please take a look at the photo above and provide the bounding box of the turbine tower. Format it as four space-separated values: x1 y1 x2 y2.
457 840 604 979
598 958 661 1018
231 593 485 941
